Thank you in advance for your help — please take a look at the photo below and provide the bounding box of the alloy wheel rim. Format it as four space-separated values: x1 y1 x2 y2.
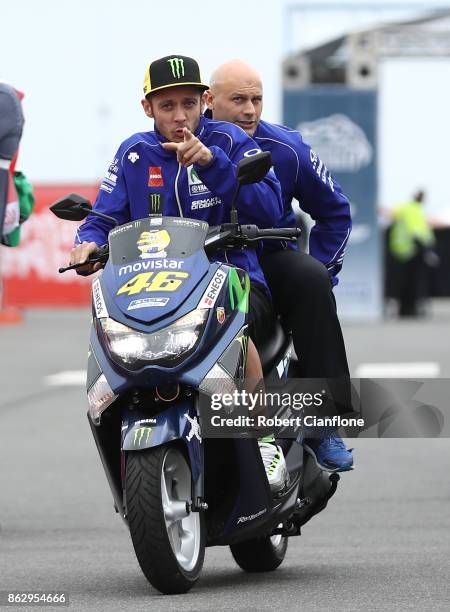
270 524 283 547
161 447 200 571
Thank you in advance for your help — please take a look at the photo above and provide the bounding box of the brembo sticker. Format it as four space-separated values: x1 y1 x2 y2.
92 279 108 319
198 268 227 308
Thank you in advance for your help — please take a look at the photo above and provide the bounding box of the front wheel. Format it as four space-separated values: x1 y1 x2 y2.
230 532 288 572
125 445 205 594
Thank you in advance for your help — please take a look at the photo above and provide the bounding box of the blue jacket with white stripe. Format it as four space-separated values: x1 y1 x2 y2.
75 115 283 290
253 119 352 285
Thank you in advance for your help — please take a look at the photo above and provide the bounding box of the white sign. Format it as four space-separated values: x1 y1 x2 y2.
92 279 108 318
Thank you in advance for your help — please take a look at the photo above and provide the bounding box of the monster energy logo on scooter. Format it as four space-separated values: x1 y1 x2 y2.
149 192 162 214
168 57 185 79
133 427 152 447
228 268 250 313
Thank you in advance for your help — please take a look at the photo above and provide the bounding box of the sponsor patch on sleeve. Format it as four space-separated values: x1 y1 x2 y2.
100 158 119 193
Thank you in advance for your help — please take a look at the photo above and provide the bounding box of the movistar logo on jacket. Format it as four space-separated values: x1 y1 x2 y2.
168 58 185 79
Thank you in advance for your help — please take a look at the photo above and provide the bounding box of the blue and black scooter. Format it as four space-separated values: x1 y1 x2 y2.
51 153 340 595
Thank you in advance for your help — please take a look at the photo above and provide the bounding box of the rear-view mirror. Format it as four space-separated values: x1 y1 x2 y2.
50 193 92 221
236 151 272 186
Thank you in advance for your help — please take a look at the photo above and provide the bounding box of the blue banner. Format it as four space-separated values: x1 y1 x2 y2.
283 86 382 320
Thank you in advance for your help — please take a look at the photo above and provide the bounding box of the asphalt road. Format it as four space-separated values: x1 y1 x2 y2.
1 307 450 611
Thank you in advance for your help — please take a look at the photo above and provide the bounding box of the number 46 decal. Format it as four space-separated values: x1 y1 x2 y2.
117 271 190 296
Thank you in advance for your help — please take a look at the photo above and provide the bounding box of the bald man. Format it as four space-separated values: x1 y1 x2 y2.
205 60 353 472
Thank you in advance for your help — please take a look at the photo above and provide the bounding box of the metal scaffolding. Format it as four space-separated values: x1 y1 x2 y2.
283 7 450 89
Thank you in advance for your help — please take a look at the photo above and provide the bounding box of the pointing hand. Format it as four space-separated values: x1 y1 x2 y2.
161 127 213 167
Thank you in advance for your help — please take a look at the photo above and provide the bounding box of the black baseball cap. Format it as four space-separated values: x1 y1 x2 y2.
143 55 209 97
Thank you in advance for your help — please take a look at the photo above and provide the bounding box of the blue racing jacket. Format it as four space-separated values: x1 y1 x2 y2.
253 119 352 285
76 115 283 290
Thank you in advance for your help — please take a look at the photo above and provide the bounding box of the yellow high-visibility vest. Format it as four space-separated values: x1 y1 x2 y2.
389 201 434 261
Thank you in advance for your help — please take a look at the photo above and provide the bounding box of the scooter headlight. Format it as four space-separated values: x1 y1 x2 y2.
99 309 208 369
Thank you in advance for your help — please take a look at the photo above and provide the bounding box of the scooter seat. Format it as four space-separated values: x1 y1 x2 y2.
258 317 288 374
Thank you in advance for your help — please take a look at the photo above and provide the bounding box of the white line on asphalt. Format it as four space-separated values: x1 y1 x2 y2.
44 370 86 386
355 362 441 378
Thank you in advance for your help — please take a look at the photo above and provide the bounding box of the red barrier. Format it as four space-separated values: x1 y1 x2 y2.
1 185 99 307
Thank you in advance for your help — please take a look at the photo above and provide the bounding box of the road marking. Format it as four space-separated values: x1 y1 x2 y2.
45 370 86 386
355 362 440 378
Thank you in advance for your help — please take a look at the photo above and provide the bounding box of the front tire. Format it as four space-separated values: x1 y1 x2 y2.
126 445 205 594
230 532 288 572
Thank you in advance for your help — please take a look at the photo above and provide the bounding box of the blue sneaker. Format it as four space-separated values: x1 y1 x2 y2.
302 434 353 472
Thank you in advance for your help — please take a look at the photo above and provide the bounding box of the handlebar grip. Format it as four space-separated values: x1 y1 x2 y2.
256 228 301 239
96 244 109 255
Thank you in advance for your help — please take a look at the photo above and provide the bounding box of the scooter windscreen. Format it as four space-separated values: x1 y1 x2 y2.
105 216 210 323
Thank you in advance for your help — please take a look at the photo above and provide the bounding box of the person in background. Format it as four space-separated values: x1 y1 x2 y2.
0 81 25 241
389 190 438 317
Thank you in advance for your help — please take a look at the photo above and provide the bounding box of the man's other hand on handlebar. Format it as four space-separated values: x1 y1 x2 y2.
70 241 102 274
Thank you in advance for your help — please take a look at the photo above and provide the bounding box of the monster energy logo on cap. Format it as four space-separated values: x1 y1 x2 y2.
149 192 162 214
168 57 185 79
143 55 209 96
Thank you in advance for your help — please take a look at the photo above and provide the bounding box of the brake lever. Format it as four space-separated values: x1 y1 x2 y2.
59 261 90 273
58 258 105 274
59 246 109 273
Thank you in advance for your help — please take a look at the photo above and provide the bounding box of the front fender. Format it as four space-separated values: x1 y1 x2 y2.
121 399 202 482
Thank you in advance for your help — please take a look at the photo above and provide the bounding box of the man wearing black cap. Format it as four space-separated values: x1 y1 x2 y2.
71 55 282 288
70 54 289 493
